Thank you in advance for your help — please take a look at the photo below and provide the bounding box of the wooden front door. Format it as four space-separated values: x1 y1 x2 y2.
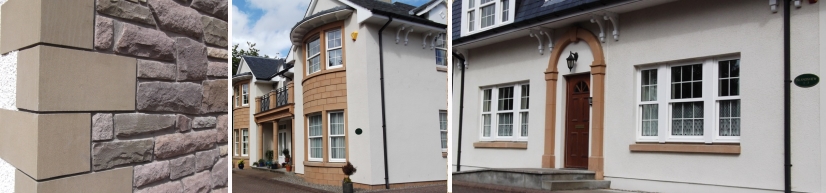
564 74 590 169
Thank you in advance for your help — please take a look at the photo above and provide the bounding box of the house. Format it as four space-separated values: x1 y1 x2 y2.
450 0 825 192
232 0 449 189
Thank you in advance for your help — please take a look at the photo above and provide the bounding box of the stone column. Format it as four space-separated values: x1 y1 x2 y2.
589 64 606 180
542 71 558 168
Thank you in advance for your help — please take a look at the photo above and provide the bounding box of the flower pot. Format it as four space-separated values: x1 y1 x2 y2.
238 163 244 170
286 165 292 172
342 181 354 193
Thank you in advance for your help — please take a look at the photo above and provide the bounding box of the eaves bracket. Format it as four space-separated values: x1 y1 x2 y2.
604 12 619 41
591 14 606 43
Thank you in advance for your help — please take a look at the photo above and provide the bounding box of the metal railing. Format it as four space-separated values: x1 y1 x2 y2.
259 94 270 112
259 87 289 112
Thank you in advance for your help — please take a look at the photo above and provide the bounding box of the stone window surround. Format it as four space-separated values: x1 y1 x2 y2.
302 21 347 81
233 80 250 108
304 109 349 164
478 82 530 142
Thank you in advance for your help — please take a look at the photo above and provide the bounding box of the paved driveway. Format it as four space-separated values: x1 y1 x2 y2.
233 169 329 193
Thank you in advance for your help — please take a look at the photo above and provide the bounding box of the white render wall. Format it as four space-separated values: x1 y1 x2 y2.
601 0 821 192
0 51 16 193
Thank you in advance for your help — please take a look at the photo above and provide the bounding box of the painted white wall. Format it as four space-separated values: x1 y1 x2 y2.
294 45 306 174
425 3 448 25
0 51 17 193
820 2 826 193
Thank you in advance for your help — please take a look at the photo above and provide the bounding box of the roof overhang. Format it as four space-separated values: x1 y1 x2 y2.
290 9 354 46
413 0 445 16
232 74 252 84
363 13 446 33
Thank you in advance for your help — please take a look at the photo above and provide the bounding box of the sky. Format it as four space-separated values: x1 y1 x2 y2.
232 0 432 58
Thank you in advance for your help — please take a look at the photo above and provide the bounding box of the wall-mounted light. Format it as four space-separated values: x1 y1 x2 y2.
566 51 578 72
589 97 593 106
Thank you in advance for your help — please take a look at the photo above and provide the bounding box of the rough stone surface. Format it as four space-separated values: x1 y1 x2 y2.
177 115 191 132
215 115 228 143
92 139 154 171
192 117 217 129
211 157 228 188
182 171 212 193
207 47 228 59
218 145 227 157
212 187 228 193
192 0 228 20
195 149 218 172
134 161 169 188
96 0 157 25
169 155 195 180
114 113 177 137
207 62 228 78
201 16 228 47
154 133 196 159
192 130 217 150
135 181 183 193
137 82 203 114
175 37 208 81
201 80 228 113
92 113 114 141
149 0 204 38
94 16 114 50
115 23 175 61
137 60 177 80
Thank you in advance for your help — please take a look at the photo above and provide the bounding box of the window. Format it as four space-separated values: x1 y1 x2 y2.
326 29 343 68
464 0 514 34
480 83 529 141
234 86 239 107
242 84 249 106
308 114 323 161
636 58 741 143
440 111 448 151
233 130 239 156
435 33 447 66
307 36 321 74
242 129 249 156
328 112 346 162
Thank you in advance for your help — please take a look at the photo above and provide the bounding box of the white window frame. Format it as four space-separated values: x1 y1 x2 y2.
242 129 249 156
307 36 321 75
326 29 343 69
462 0 515 36
233 130 239 156
308 114 323 162
328 111 346 162
440 110 448 152
242 84 249 106
635 57 741 144
435 33 447 66
234 87 240 107
480 82 529 141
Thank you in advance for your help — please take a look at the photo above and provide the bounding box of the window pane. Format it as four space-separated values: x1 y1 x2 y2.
521 85 530 109
498 87 513 111
328 49 342 67
641 104 658 136
481 0 494 3
498 113 513 136
482 114 491 137
310 138 322 158
502 0 509 22
330 112 344 135
719 100 741 136
671 64 702 99
672 102 704 136
309 115 322 137
469 0 475 8
482 89 492 112
719 59 740 97
468 11 475 31
331 136 345 159
326 29 341 48
641 69 657 101
436 49 446 66
520 112 528 137
440 111 448 148
481 5 495 28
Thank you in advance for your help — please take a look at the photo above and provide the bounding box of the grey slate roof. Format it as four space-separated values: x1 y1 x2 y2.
241 56 286 80
452 0 631 44
409 0 442 15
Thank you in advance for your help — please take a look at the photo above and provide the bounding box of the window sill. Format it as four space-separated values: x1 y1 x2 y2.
629 143 740 154
473 141 527 149
303 161 346 168
442 152 447 158
436 66 447 72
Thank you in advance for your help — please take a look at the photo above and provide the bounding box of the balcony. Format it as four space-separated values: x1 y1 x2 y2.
259 87 289 112
254 82 295 123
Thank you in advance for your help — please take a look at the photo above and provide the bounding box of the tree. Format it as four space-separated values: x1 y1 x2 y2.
232 42 269 74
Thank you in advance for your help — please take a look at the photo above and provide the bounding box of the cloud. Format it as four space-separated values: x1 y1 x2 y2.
232 0 309 58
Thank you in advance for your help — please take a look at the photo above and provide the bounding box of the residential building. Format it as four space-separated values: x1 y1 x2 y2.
231 0 449 189
451 0 825 192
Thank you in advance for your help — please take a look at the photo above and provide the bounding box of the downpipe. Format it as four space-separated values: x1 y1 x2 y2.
378 16 393 190
452 53 466 172
783 0 791 192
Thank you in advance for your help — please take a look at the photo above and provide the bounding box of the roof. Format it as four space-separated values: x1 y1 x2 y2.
347 0 446 28
452 0 631 44
409 0 443 15
240 56 286 80
291 6 354 34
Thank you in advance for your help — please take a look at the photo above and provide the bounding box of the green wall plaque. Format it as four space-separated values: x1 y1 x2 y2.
794 74 819 88
355 128 362 135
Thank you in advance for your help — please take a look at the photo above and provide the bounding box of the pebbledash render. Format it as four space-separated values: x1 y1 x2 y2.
451 0 825 192
0 0 228 192
231 0 449 190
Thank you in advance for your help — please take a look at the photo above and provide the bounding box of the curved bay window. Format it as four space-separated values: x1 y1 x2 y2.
303 22 345 76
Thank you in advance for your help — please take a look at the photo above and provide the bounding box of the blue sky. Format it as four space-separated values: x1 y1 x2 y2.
232 0 431 58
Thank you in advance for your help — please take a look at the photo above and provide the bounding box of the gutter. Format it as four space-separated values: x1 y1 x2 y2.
783 0 792 192
452 53 466 172
378 16 393 190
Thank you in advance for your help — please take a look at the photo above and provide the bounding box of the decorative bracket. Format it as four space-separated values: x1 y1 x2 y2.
795 0 802 8
529 29 544 55
404 28 413 45
591 14 606 43
539 28 553 50
770 0 778 13
603 12 619 41
422 32 432 49
396 26 407 44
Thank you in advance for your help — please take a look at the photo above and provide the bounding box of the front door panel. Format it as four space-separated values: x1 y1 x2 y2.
565 74 590 169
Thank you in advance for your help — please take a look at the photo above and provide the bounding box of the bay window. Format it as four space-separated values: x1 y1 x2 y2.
307 36 321 74
308 114 323 161
636 58 741 143
480 83 529 141
328 111 346 162
463 0 515 34
326 29 343 68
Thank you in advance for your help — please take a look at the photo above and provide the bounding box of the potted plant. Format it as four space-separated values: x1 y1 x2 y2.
342 162 357 193
257 159 266 168
265 150 274 168
252 161 259 167
237 160 245 169
282 148 292 172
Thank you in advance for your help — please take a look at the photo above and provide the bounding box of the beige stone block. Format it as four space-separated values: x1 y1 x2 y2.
17 46 136 111
1 0 93 53
0 110 90 180
16 167 133 193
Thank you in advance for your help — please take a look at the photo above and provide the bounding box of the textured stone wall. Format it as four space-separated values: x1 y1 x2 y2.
92 0 229 192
